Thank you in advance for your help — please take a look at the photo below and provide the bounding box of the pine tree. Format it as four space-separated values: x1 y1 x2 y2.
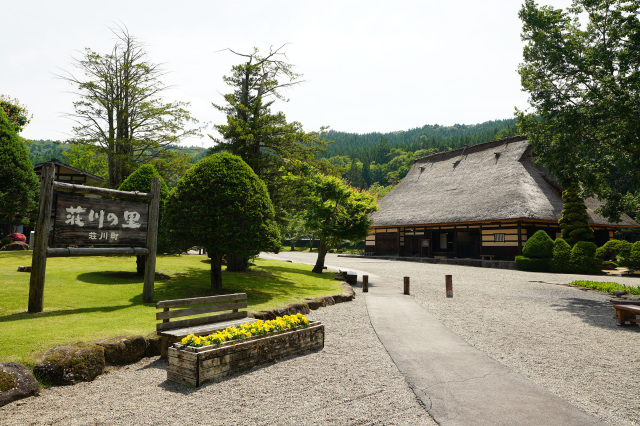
558 185 594 246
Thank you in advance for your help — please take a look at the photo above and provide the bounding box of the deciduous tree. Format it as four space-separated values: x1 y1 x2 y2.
0 95 31 133
291 172 378 273
0 110 39 232
61 27 199 188
517 0 640 220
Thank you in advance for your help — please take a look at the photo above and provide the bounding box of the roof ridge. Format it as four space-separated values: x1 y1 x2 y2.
413 135 528 164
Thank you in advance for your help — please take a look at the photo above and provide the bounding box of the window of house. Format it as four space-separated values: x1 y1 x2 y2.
440 233 448 249
494 233 505 242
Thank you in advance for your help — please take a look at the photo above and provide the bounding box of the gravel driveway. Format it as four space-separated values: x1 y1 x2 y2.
265 252 640 426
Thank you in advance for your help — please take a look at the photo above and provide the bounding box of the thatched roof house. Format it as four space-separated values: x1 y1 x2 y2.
367 136 636 260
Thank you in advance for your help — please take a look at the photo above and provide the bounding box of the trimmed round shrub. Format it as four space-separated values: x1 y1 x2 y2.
522 230 554 258
628 241 640 271
119 164 169 199
570 241 601 274
0 241 29 251
550 238 572 273
515 255 551 272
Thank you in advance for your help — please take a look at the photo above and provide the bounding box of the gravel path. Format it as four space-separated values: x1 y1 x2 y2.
268 252 640 426
0 279 434 425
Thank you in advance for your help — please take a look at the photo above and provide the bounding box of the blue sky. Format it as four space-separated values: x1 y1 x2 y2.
3 0 572 147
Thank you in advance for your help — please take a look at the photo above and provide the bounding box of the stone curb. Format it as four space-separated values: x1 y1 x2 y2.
21 283 356 388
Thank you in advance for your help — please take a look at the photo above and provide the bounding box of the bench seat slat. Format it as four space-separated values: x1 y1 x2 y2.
156 302 248 321
610 299 640 306
614 305 640 313
156 293 247 309
158 317 256 338
157 311 248 331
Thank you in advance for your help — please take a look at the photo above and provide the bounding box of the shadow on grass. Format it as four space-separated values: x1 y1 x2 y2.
76 271 171 284
550 297 640 331
0 304 135 323
136 262 338 308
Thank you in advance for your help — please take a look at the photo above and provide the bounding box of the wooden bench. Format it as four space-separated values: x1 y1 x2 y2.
156 293 254 358
610 299 640 326
480 255 496 261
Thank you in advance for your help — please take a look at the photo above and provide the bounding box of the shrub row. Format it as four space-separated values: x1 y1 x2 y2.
515 230 640 274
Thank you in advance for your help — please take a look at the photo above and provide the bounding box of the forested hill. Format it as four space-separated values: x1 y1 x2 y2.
320 118 518 159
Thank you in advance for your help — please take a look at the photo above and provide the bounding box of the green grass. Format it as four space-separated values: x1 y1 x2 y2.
570 280 640 295
0 252 341 367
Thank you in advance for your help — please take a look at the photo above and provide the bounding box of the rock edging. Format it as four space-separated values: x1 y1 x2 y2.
20 282 356 389
251 282 355 320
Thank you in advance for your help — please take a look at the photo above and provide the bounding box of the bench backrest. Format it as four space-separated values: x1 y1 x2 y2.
156 293 248 332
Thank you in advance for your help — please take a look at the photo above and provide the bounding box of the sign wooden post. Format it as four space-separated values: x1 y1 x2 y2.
28 163 55 313
27 162 160 313
143 178 160 303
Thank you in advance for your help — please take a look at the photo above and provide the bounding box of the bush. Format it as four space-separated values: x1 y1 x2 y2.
0 237 11 248
570 241 601 274
515 255 550 272
628 241 640 271
550 238 572 273
0 241 29 251
7 233 26 243
522 230 554 258
595 239 632 265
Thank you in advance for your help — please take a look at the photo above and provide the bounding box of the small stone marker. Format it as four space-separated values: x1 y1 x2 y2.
17 266 32 273
446 275 453 298
363 275 369 292
404 276 410 295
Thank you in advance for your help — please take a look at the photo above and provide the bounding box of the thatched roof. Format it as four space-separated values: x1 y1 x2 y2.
373 137 637 228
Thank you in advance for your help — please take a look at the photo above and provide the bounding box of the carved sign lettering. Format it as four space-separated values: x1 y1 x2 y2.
53 193 148 246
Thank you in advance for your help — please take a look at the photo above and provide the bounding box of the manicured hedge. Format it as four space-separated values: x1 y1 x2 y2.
522 230 554 258
570 241 601 274
595 239 632 265
550 238 572 273
515 255 551 272
629 241 640 271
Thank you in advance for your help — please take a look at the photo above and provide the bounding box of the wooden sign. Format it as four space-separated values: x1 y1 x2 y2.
53 193 148 246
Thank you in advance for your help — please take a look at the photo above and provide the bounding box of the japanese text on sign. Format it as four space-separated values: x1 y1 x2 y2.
54 194 148 246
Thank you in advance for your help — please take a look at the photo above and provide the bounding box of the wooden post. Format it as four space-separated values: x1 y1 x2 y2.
404 276 410 295
363 275 368 293
446 275 453 298
28 163 55 313
143 178 160 303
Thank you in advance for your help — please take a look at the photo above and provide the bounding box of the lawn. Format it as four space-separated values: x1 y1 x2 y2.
0 252 341 367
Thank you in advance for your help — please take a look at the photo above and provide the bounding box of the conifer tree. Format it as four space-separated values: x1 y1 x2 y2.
558 185 594 246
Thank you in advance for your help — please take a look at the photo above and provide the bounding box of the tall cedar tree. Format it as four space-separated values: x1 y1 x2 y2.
163 153 281 290
209 46 331 223
517 0 640 221
559 185 595 246
61 27 199 188
0 109 39 231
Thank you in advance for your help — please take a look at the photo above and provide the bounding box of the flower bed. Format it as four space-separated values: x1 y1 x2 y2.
167 315 324 387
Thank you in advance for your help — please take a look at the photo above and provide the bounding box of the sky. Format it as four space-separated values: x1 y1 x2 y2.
3 0 573 148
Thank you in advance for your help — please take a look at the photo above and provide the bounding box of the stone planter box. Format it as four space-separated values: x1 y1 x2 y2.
167 321 324 387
